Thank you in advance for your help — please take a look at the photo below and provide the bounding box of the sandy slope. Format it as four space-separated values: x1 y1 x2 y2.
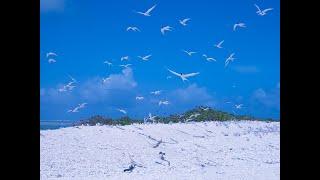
40 121 280 180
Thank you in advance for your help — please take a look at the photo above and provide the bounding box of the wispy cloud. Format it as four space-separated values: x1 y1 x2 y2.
169 84 216 107
40 0 65 13
232 65 260 73
251 87 279 110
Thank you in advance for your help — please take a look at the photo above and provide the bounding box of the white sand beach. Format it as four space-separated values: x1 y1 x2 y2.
40 121 280 180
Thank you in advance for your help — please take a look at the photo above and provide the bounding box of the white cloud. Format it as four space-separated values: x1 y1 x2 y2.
252 88 279 109
41 68 138 105
232 65 260 73
40 0 65 12
169 84 216 107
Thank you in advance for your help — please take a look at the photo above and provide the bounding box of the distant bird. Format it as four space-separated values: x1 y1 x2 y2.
102 77 111 83
144 113 157 123
167 68 199 82
48 59 56 63
121 56 129 61
179 18 191 26
150 90 161 95
201 107 210 111
135 4 157 16
189 113 201 119
46 52 57 58
161 26 173 35
119 64 132 68
225 53 236 67
127 26 140 32
68 103 87 113
235 104 243 109
202 54 217 62
225 101 232 104
182 50 196 56
148 113 157 123
136 96 144 100
104 60 112 66
117 108 127 114
159 100 170 106
233 23 246 31
58 78 76 92
254 4 273 16
138 54 152 61
214 40 224 49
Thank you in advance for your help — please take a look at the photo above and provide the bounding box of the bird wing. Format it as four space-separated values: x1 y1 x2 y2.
145 54 152 59
263 8 273 13
126 27 131 31
184 18 190 23
160 28 165 34
254 4 261 12
167 69 181 77
233 24 237 31
184 72 199 78
218 40 224 46
146 4 157 14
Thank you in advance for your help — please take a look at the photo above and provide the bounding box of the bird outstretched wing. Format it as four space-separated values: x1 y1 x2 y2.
184 72 199 78
167 69 181 77
146 4 157 14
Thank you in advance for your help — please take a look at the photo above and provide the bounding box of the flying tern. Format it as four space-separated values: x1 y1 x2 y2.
167 68 199 81
179 18 191 26
135 4 157 16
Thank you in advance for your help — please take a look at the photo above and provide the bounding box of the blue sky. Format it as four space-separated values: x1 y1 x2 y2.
40 0 280 121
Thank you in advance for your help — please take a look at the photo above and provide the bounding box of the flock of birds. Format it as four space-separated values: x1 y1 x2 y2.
44 2 274 121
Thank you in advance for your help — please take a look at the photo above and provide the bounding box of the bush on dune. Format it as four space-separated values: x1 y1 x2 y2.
74 106 277 127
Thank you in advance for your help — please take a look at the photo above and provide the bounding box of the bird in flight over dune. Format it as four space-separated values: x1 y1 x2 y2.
68 103 87 113
136 96 144 100
233 23 246 31
179 18 191 26
144 113 157 123
161 26 173 35
150 90 161 95
201 107 210 111
202 54 217 62
182 50 197 56
48 59 56 64
214 40 224 49
121 56 129 61
104 60 112 66
135 4 157 16
117 108 127 114
127 26 140 32
235 104 243 109
254 4 273 16
167 68 199 82
225 53 236 67
138 54 152 61
119 64 132 69
159 100 170 106
46 52 57 58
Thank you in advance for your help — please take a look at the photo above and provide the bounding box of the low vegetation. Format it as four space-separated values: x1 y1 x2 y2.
73 106 277 126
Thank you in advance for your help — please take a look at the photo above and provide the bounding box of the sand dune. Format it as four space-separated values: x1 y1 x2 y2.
40 121 280 180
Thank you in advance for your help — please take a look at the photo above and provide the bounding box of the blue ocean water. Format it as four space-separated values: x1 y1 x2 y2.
40 120 74 130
